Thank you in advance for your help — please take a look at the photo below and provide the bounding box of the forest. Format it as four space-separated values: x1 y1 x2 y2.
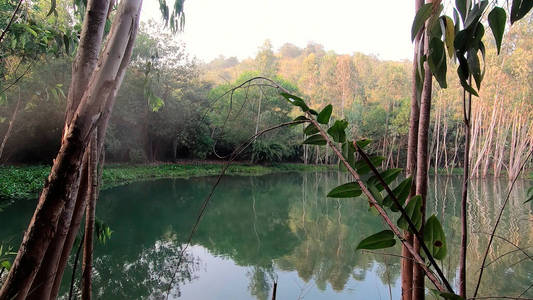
1 14 532 178
0 0 532 299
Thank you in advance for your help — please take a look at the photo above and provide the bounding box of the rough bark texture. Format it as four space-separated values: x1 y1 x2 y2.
0 1 142 299
413 26 432 300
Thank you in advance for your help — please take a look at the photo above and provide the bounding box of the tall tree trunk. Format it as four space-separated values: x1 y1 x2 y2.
401 1 423 298
81 132 98 300
0 90 21 162
413 19 433 300
0 1 142 299
28 1 111 297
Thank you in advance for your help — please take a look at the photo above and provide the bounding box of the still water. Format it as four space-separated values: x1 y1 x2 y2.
1 172 532 299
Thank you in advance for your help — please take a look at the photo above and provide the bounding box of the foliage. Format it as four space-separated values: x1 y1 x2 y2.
0 163 334 200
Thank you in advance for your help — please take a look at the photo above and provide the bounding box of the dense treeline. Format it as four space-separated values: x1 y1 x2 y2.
1 16 531 177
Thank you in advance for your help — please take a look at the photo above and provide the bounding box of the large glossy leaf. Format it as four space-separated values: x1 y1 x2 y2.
367 168 402 191
424 215 447 260
488 7 506 54
327 182 362 198
356 230 396 250
327 120 348 143
411 3 434 41
317 104 333 124
510 0 533 24
303 124 319 135
428 38 447 88
303 134 326 145
456 63 479 97
383 177 413 212
397 195 423 232
443 16 455 58
353 156 385 176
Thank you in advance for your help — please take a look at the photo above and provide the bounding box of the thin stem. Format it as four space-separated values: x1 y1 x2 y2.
0 0 24 44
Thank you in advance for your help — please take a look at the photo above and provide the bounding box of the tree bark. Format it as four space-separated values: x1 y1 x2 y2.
81 132 98 300
413 19 433 300
0 1 142 299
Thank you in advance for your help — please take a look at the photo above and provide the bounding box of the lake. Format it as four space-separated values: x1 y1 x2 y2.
1 172 532 299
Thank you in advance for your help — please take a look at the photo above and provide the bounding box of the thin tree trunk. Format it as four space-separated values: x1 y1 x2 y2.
0 90 21 162
401 1 423 298
81 132 98 300
413 20 433 300
459 78 472 298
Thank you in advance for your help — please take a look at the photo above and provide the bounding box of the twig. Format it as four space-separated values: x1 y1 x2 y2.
473 148 533 297
0 0 24 44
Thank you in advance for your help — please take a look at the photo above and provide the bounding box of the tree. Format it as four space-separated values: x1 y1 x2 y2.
0 0 142 298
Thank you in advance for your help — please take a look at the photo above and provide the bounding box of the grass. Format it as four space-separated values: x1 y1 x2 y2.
0 162 334 200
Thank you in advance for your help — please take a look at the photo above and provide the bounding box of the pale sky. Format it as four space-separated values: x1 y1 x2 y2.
141 0 416 62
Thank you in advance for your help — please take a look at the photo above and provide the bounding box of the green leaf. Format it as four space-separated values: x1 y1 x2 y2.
355 139 372 149
457 64 479 97
280 92 309 112
411 3 434 41
383 177 413 212
293 115 309 122
354 156 385 176
327 120 348 143
397 195 423 232
467 48 482 90
1 260 11 270
303 124 319 135
442 16 455 58
327 182 362 198
455 0 468 24
356 230 396 250
148 94 164 112
367 183 384 204
309 109 318 116
317 104 333 124
424 215 447 260
464 0 488 29
367 168 402 191
428 38 447 88
510 0 533 24
303 134 326 145
488 7 506 55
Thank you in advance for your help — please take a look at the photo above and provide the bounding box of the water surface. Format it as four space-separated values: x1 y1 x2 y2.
1 172 532 299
